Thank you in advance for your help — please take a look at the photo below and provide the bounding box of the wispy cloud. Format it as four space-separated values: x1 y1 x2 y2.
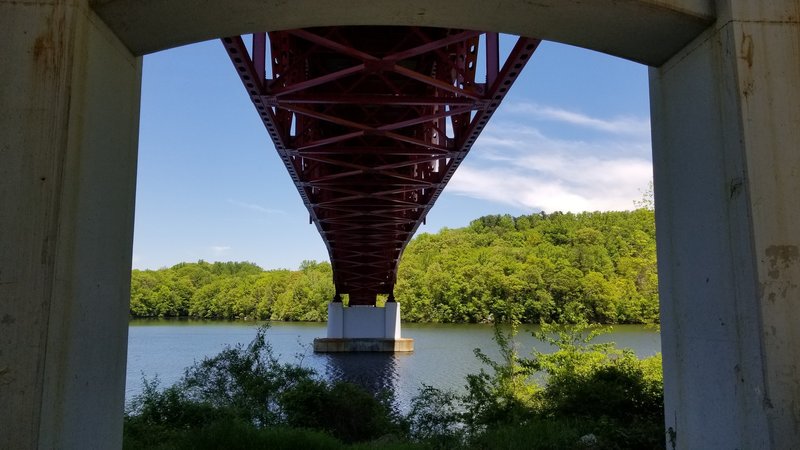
505 102 651 137
227 199 286 215
446 105 653 213
210 245 231 253
449 158 652 213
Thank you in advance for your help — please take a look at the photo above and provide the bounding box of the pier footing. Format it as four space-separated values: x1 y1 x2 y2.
313 338 414 352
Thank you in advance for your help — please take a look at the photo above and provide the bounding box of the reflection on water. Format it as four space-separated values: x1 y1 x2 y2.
126 321 661 412
323 353 398 397
321 352 421 409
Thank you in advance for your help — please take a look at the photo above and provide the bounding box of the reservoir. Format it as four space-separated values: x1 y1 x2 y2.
126 321 660 410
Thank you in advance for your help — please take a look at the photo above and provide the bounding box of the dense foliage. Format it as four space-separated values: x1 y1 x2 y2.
397 210 658 324
406 324 665 449
124 327 405 448
130 209 658 324
130 260 334 321
124 324 665 450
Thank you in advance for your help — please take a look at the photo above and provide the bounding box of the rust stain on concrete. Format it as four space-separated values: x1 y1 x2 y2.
766 245 799 279
740 32 754 68
32 35 50 61
31 4 68 77
761 245 800 304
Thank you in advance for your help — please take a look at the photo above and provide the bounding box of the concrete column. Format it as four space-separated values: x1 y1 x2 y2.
384 302 401 339
327 302 344 338
0 2 141 449
650 2 799 448
342 305 385 338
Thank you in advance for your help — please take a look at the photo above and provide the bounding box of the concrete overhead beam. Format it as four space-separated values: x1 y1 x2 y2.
91 0 715 65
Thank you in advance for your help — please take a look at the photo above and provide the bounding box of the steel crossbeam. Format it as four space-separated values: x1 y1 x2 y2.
222 26 539 305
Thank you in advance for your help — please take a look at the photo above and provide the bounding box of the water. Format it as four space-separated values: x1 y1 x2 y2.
126 320 660 410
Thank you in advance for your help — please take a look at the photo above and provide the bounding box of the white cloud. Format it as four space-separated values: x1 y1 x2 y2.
505 102 651 137
449 159 651 213
447 105 653 213
474 122 650 159
210 245 231 253
227 199 286 214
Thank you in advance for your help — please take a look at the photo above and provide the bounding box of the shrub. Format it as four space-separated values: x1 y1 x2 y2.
125 324 407 447
406 385 465 447
281 378 403 443
468 418 584 450
176 326 316 426
125 323 665 450
461 324 540 430
408 323 665 449
531 325 663 422
529 324 665 449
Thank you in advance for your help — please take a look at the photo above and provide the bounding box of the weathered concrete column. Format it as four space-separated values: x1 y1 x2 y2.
650 2 800 447
0 1 141 448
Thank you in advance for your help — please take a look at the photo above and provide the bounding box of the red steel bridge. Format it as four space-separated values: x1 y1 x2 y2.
222 27 539 306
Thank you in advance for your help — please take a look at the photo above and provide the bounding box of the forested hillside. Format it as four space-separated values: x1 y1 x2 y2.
130 260 334 321
130 209 658 324
396 210 658 324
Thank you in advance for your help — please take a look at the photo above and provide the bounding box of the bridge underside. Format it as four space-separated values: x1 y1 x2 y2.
223 27 538 305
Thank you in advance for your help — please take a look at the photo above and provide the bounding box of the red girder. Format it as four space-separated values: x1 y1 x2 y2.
222 27 539 306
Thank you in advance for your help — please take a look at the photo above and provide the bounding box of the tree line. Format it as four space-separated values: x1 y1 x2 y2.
130 209 658 324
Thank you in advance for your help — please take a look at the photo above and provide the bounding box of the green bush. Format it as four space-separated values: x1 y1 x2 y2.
126 324 406 447
125 323 665 450
125 418 347 450
468 419 584 450
461 324 540 430
542 351 663 420
176 326 316 426
281 379 404 443
406 385 465 448
407 323 665 449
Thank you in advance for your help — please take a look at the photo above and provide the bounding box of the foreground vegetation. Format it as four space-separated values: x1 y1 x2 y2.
131 209 657 324
125 324 664 450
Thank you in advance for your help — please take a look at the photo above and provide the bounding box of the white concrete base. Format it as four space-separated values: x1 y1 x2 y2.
317 302 412 352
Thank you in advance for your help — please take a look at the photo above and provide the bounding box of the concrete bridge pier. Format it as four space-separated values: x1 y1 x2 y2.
650 2 800 448
0 1 141 448
313 301 414 352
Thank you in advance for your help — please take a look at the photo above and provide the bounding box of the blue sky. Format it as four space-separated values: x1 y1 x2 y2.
132 36 652 271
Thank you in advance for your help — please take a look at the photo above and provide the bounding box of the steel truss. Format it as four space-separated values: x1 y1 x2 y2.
223 26 539 305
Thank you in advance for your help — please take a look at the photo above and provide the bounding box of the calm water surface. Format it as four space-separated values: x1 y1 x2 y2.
126 321 660 410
